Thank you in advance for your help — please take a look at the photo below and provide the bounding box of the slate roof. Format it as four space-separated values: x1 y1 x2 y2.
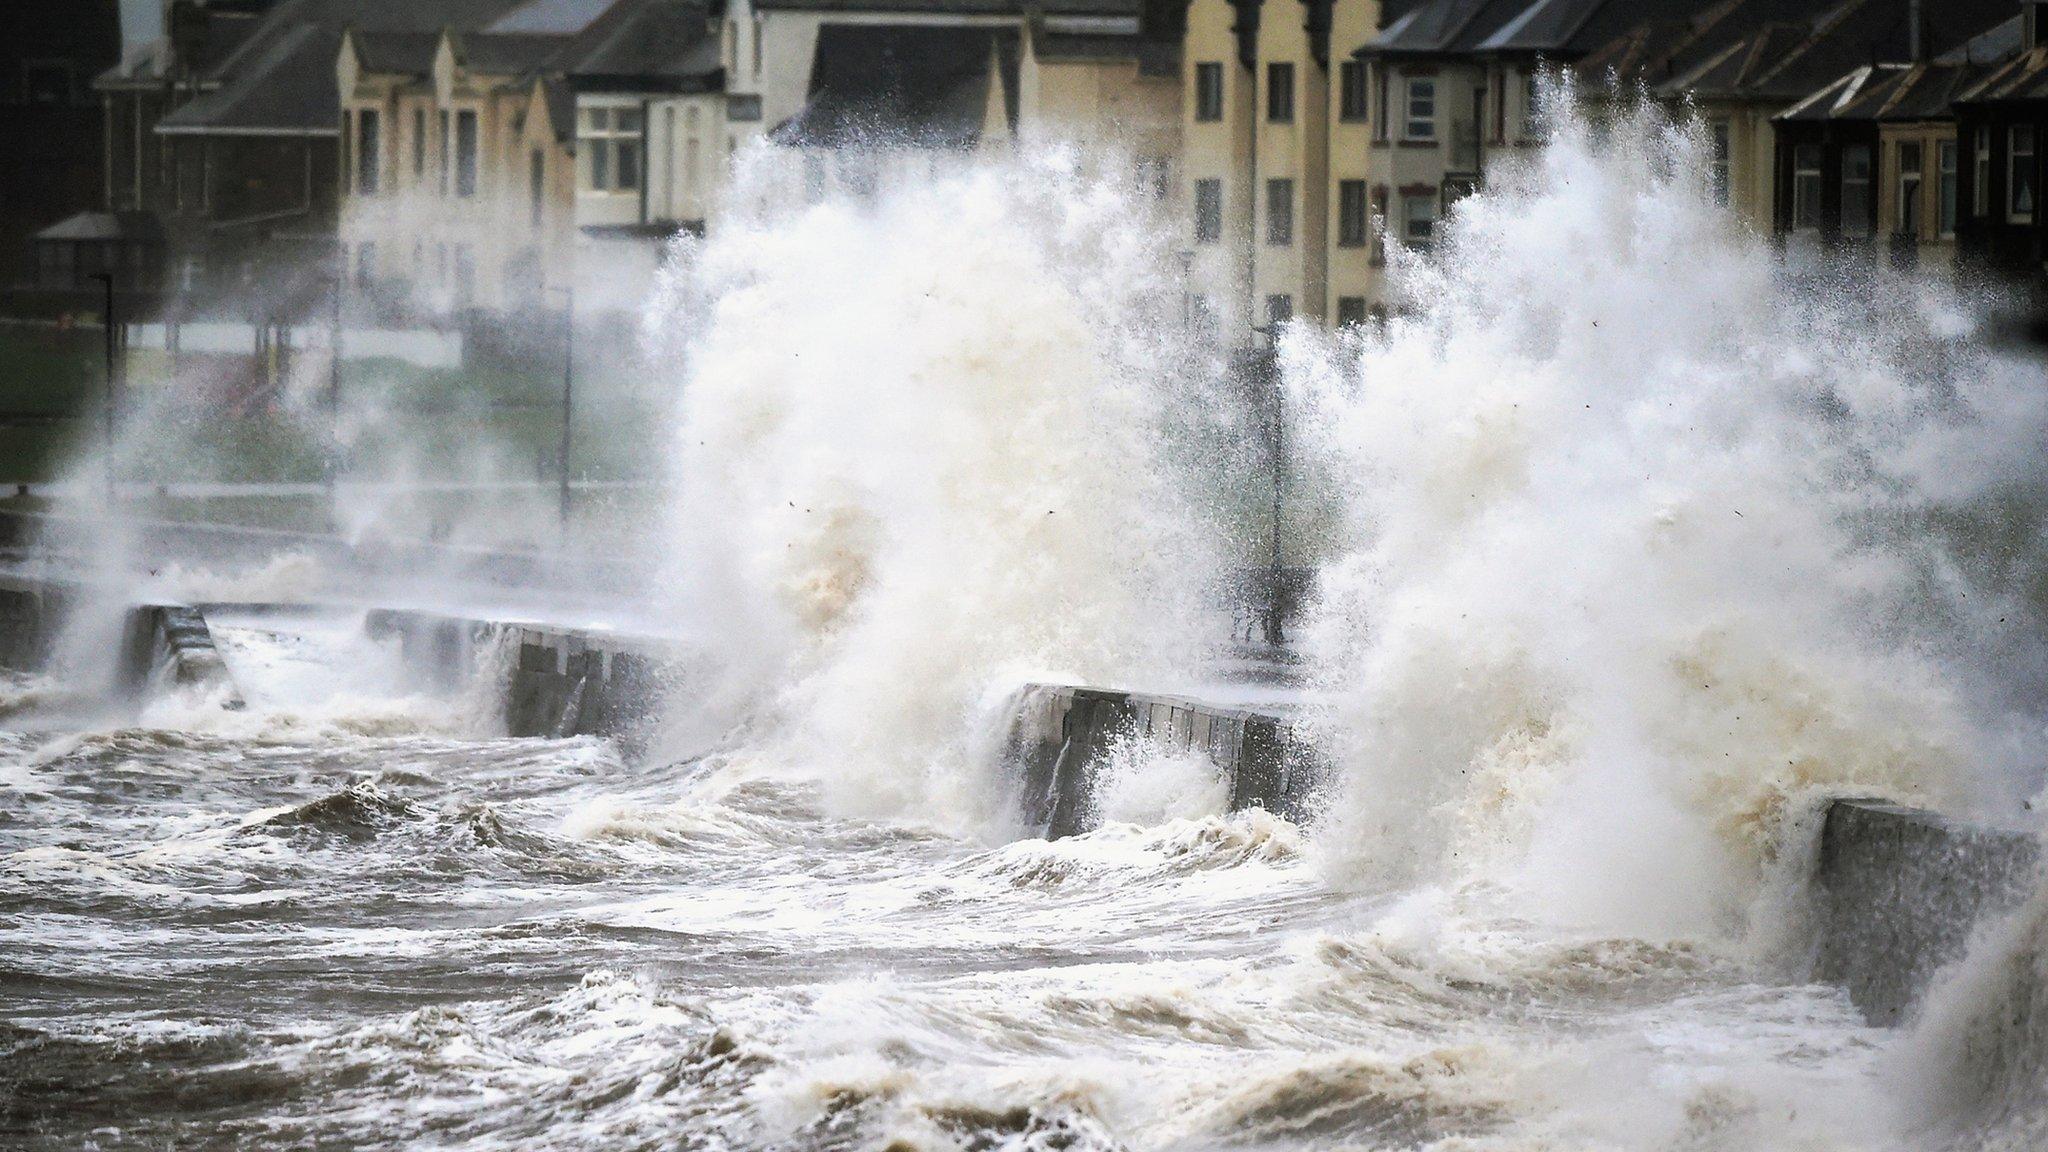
1778 60 1997 122
1362 0 1702 60
772 24 1018 149
1956 47 2048 104
157 21 344 135
545 0 722 90
1367 0 1527 56
1575 0 2019 103
152 0 538 134
351 30 439 75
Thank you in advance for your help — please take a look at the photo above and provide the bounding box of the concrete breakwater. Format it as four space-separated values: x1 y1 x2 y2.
0 574 243 707
363 609 680 743
1 583 2042 1049
118 604 244 707
1815 800 2042 1025
1006 684 1323 838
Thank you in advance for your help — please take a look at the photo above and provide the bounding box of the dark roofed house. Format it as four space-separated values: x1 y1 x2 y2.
1773 54 2004 267
1951 4 2048 296
1572 0 2022 235
6 0 122 295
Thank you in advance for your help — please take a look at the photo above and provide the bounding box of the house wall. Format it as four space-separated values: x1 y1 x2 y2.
1251 0 1322 325
1878 121 1961 271
1181 0 1254 343
1325 4 1375 322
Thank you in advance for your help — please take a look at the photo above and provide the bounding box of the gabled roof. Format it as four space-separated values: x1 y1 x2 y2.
545 0 721 90
771 24 1019 149
1777 59 1992 122
158 21 343 135
1363 0 1702 61
454 31 566 72
1956 46 2048 104
1368 0 1527 56
349 30 439 75
1576 0 2020 103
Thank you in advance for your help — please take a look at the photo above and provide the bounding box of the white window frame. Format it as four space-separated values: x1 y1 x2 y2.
1840 143 1872 239
1938 139 1958 237
2009 124 2035 223
1404 77 1436 141
1708 120 1730 206
1792 143 1822 230
1974 127 1991 216
1896 140 1923 236
579 100 643 195
1401 193 1437 244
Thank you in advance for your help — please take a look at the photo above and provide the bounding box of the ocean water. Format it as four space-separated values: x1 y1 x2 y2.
7 96 2048 1149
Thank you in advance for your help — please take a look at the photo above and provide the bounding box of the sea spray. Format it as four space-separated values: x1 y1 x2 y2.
642 146 1236 832
1288 93 2048 945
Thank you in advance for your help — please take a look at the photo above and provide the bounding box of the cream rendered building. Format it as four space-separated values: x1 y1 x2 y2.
337 0 723 314
1180 0 1386 345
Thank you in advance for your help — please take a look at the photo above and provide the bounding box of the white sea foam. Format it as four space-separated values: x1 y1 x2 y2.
1284 92 2048 948
641 147 1230 833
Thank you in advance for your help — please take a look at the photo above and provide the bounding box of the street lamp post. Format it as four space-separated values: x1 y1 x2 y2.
1245 325 1284 646
89 272 118 499
547 285 575 533
328 260 344 498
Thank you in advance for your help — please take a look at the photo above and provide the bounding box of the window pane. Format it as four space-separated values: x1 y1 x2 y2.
1793 143 1822 229
1406 79 1435 139
1194 178 1222 243
358 109 380 195
1338 180 1367 246
1196 63 1223 123
617 141 639 189
1266 177 1293 244
617 108 642 133
456 110 478 197
2012 125 2035 219
591 139 609 190
1267 63 1293 123
1339 61 1367 122
1841 144 1871 238
1403 194 1436 243
1939 141 1958 235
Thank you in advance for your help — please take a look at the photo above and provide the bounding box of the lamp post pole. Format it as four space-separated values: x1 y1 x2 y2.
89 273 117 500
547 285 575 534
1247 324 1284 646
328 258 344 500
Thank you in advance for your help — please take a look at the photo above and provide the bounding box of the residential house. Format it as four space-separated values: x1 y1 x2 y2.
752 0 1179 228
1179 0 1402 345
1576 0 2016 244
1953 3 2048 290
335 0 721 314
1773 49 2004 269
1351 0 1706 319
10 1 134 294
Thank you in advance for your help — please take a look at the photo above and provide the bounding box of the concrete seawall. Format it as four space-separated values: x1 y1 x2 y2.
364 609 682 743
0 573 74 673
117 604 244 708
1007 684 1322 838
1814 799 2042 1025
